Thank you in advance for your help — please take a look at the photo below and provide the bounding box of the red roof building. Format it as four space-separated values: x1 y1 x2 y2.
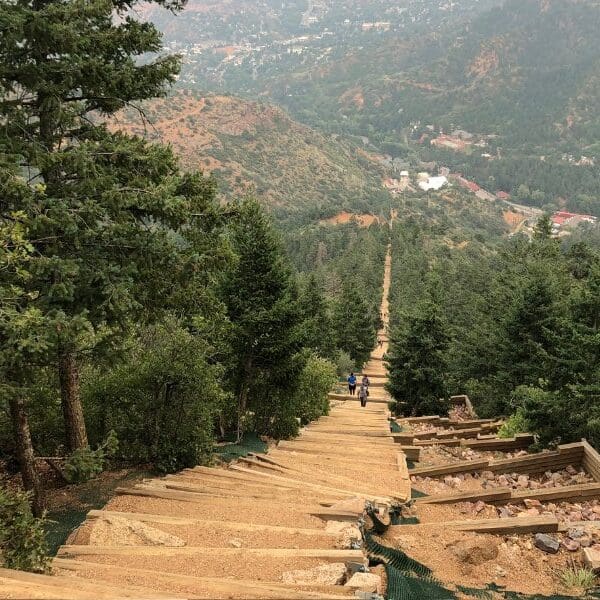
496 191 511 200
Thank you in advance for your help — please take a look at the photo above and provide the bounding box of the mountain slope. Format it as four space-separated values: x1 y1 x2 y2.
265 0 600 153
112 92 391 221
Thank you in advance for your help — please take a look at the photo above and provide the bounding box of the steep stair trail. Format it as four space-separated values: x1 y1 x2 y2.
2 245 407 599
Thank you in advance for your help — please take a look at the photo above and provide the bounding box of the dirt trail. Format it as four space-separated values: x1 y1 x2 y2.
2 246 407 599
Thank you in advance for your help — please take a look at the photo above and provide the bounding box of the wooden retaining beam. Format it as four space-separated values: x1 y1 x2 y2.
582 439 600 482
390 515 559 536
461 434 534 451
52 559 353 600
57 546 365 561
86 510 336 536
0 567 184 600
410 442 585 478
415 488 513 505
400 446 421 461
415 482 600 506
410 459 491 478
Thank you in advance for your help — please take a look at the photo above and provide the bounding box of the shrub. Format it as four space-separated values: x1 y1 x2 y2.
83 323 226 473
335 350 355 378
63 430 118 484
497 408 530 439
295 353 337 424
0 488 49 572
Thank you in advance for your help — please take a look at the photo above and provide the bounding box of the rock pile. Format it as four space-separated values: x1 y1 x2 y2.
448 404 473 422
481 467 593 491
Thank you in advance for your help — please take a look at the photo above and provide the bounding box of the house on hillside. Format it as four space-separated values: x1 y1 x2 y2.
418 175 448 192
431 134 471 152
450 174 480 193
551 211 598 234
496 191 511 201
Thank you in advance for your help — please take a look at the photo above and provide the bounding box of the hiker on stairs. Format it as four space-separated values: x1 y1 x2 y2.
359 384 368 407
348 372 357 395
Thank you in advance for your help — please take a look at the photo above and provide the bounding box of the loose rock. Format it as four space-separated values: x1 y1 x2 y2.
449 538 499 565
345 572 382 593
534 533 560 554
89 516 186 547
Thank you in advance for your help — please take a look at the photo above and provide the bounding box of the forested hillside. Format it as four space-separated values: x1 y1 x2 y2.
0 0 386 534
385 194 600 449
112 92 390 223
156 0 600 212
2 0 600 585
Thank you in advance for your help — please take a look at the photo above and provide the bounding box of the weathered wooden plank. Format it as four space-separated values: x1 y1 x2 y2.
410 459 490 477
390 515 559 535
229 465 395 503
399 446 421 461
52 559 352 600
0 568 183 600
86 510 334 535
460 434 534 451
414 487 513 505
414 438 462 448
582 439 600 483
509 482 600 503
57 546 364 561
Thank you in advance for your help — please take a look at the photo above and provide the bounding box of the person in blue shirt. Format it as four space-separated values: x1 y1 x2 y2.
347 372 357 395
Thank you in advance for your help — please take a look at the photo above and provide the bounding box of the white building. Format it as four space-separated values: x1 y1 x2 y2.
418 176 448 192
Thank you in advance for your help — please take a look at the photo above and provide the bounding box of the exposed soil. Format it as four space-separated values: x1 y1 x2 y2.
320 210 379 227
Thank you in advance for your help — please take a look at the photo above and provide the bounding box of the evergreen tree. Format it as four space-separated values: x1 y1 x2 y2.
385 302 449 416
0 205 46 515
497 267 563 391
297 274 336 360
333 282 375 367
222 200 301 440
0 0 191 452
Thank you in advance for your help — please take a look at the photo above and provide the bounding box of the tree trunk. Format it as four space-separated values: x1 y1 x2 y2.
236 357 253 443
58 349 88 451
8 396 45 517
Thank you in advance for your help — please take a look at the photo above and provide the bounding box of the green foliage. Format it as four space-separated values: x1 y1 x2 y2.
335 350 356 378
294 352 337 424
386 301 449 416
497 407 530 439
83 322 226 473
297 275 337 360
0 488 49 572
558 564 596 591
63 431 119 484
334 281 377 367
222 199 301 439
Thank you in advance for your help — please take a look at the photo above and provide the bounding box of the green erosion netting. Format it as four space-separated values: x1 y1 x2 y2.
390 421 403 433
214 432 267 462
364 506 600 600
410 487 428 499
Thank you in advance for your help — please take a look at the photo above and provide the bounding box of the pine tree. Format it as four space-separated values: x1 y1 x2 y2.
297 274 336 360
222 200 301 440
0 0 192 451
385 302 449 416
498 267 563 390
333 282 375 367
0 205 46 515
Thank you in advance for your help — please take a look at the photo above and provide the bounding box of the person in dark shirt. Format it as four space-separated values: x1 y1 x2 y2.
347 372 357 395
